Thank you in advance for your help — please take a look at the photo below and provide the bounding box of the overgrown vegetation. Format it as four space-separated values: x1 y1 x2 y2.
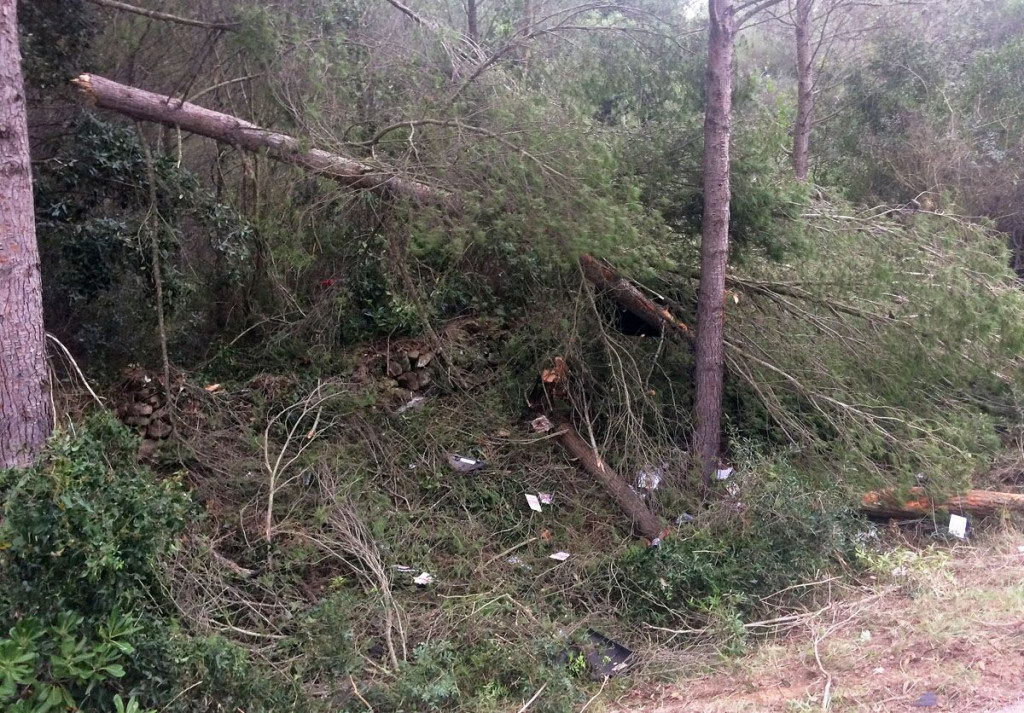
9 0 1024 709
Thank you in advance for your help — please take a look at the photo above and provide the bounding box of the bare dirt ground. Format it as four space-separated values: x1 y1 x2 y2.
609 528 1024 713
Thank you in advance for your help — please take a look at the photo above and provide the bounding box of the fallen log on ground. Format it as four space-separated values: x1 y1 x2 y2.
861 487 1024 518
579 254 693 344
550 418 664 540
72 74 448 205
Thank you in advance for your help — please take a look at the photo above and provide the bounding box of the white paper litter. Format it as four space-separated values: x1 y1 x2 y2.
393 565 414 572
948 514 968 539
394 396 427 415
526 493 543 512
636 465 664 490
538 492 553 505
549 552 570 561
531 415 554 433
413 572 434 586
715 466 734 480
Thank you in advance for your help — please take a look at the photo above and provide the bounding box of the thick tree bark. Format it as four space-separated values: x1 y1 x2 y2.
0 0 52 469
554 419 664 539
72 74 448 205
792 0 814 180
694 0 736 490
862 487 1024 518
579 254 693 344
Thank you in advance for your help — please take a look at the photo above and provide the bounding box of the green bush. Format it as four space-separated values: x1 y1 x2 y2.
615 461 863 637
0 413 191 710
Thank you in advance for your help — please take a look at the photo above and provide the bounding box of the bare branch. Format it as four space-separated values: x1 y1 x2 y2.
85 0 240 31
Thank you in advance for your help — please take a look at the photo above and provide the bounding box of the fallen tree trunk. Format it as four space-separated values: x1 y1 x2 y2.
72 74 448 205
861 487 1024 518
553 418 664 540
579 253 693 344
73 74 687 333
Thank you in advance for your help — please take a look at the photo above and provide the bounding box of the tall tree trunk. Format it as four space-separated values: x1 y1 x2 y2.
0 0 52 469
519 0 534 66
467 0 479 43
792 0 814 180
694 0 736 491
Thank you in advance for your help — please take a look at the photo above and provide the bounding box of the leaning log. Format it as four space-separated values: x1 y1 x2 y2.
72 74 448 205
579 253 692 344
861 487 1024 518
553 418 664 540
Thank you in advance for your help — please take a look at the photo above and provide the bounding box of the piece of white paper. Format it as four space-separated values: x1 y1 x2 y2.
526 493 543 512
715 467 734 480
549 551 570 561
413 572 434 585
538 492 553 505
948 514 968 539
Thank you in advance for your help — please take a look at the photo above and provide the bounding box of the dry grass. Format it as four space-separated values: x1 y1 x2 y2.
609 524 1024 713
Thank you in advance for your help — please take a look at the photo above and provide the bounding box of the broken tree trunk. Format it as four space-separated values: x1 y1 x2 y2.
553 418 664 540
861 487 1024 518
579 254 692 344
72 74 448 205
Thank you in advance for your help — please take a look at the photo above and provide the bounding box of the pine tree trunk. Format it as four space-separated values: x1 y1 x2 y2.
0 0 52 469
693 0 735 490
467 0 479 43
792 0 814 181
73 74 448 205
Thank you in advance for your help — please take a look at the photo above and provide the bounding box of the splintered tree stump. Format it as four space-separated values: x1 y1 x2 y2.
861 487 1024 518
553 419 664 540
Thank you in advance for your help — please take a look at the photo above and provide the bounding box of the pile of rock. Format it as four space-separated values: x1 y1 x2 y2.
116 369 174 442
384 348 435 392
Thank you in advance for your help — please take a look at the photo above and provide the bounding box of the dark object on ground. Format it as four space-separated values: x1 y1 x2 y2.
583 629 632 680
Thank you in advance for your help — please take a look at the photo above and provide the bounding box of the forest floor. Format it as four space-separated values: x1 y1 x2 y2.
610 526 1024 713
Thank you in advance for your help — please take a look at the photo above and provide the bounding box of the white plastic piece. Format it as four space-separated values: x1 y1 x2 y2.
948 514 968 539
526 494 543 512
549 552 570 561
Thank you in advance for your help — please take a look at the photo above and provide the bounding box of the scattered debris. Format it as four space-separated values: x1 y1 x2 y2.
204 383 222 393
538 492 553 505
948 514 968 539
393 565 414 573
582 629 632 679
636 464 664 490
507 556 531 570
912 691 938 707
675 513 695 525
531 415 554 433
650 537 661 547
549 551 570 561
859 630 872 642
448 453 485 473
394 395 427 414
716 466 734 480
526 494 543 512
413 572 434 586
